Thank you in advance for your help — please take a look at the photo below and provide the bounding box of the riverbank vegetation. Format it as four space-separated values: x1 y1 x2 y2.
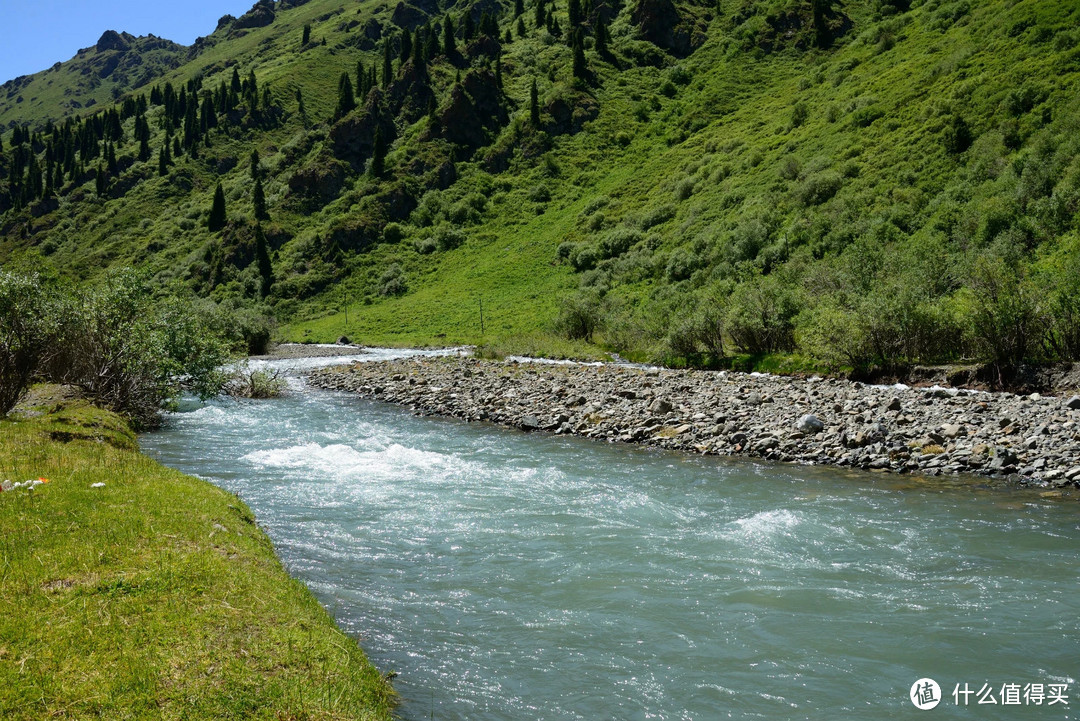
0 268 275 427
1 0 1079 382
0 389 395 719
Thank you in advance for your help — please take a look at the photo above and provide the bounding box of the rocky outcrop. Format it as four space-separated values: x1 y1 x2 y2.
391 2 431 30
434 69 507 150
631 0 706 56
96 31 132 53
308 357 1080 494
234 0 276 30
287 152 349 209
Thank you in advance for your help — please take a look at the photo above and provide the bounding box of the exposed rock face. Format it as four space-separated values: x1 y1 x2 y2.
435 69 507 149
307 357 1080 494
391 2 430 30
234 0 276 30
287 152 349 208
631 0 705 56
330 89 398 171
96 31 131 53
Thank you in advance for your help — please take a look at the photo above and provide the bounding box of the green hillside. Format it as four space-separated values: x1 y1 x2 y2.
2 0 1079 376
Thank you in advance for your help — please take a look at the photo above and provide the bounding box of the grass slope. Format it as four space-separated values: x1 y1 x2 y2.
0 389 395 720
2 0 1079 367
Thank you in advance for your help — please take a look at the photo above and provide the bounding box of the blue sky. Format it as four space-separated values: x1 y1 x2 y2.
0 1 256 84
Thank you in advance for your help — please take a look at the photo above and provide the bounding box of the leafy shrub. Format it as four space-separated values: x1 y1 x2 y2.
0 271 62 416
377 264 408 297
640 204 676 230
223 363 287 398
53 270 231 428
554 291 605 341
433 225 467 251
725 273 800 354
958 256 1044 373
796 172 843 206
382 222 406 243
414 236 438 254
599 228 643 259
528 184 552 202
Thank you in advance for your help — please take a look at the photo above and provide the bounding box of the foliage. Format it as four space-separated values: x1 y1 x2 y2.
0 272 62 416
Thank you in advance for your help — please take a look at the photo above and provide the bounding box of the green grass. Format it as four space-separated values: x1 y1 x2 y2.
0 389 395 720
4 0 1080 371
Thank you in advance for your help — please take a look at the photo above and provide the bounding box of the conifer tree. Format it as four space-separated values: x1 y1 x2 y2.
595 14 609 56
463 13 476 40
569 0 582 27
158 141 171 176
296 87 306 117
173 136 182 158
382 41 393 87
517 17 527 37
107 143 118 177
515 0 524 17
400 28 412 63
250 148 261 181
231 69 242 97
335 72 356 120
535 0 545 29
255 223 273 298
530 78 541 127
302 24 311 45
371 126 386 178
443 16 457 55
357 61 368 98
572 29 587 80
95 163 106 197
208 182 227 231
253 177 269 221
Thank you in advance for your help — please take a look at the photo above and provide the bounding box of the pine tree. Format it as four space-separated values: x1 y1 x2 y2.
335 72 356 120
107 143 118 176
382 41 393 87
231 69 242 97
158 141 171 176
443 16 457 55
302 24 311 45
250 148 261 181
463 13 476 40
535 0 545 29
400 28 412 63
515 0 524 17
595 14 609 56
371 126 386 177
357 61 368 98
572 29 587 80
208 182 227 231
530 78 541 127
255 223 273 298
96 163 107 197
517 17 527 37
253 177 269 221
568 0 582 27
173 136 182 158
296 87 306 117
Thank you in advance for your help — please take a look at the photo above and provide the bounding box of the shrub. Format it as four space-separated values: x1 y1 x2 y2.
554 291 605 341
414 236 438 254
796 172 843 206
224 363 287 398
959 256 1044 374
377 264 408 297
0 271 62 416
599 228 643 259
382 222 406 243
725 273 800 354
53 270 231 427
433 225 467 251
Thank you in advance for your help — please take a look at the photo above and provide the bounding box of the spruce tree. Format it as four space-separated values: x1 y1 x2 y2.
572 29 587 80
444 16 457 55
208 182 227 231
595 15 609 56
335 72 356 120
158 141 171 176
530 78 541 127
302 24 311 45
255 223 273 298
107 143 118 176
96 163 106 197
253 177 269 221
250 148 261 181
400 28 412 63
463 13 476 40
515 0 524 17
371 126 386 177
382 41 393 87
568 0 582 27
296 87 306 116
517 17 527 37
535 0 545 29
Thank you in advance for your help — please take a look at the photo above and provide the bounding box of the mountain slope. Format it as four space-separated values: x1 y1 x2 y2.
2 0 1079 373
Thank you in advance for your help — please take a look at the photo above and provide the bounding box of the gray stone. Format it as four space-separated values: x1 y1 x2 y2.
746 392 763 406
796 414 825 434
885 397 902 412
1067 396 1080 410
649 399 673 414
941 423 965 439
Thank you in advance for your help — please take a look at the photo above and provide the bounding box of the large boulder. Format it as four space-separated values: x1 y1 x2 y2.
631 0 705 57
96 30 131 53
234 0 276 30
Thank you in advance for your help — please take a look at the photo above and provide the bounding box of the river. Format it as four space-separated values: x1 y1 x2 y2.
140 349 1080 720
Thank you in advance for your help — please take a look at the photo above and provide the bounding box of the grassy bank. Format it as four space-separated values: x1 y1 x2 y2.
0 389 395 720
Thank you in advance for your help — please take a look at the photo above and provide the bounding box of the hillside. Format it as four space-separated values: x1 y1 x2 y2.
1 0 1079 377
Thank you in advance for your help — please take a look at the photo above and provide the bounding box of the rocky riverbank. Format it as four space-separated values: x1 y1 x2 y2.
307 356 1080 491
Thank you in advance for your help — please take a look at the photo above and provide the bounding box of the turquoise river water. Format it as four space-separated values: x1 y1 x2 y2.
140 350 1079 720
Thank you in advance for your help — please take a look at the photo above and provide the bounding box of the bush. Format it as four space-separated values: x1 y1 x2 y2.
796 172 843 206
598 228 643 259
53 270 231 428
0 272 62 416
554 291 605 341
433 225 467 251
725 273 800 354
223 363 287 398
959 256 1044 374
382 222 407 243
377 264 408 297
